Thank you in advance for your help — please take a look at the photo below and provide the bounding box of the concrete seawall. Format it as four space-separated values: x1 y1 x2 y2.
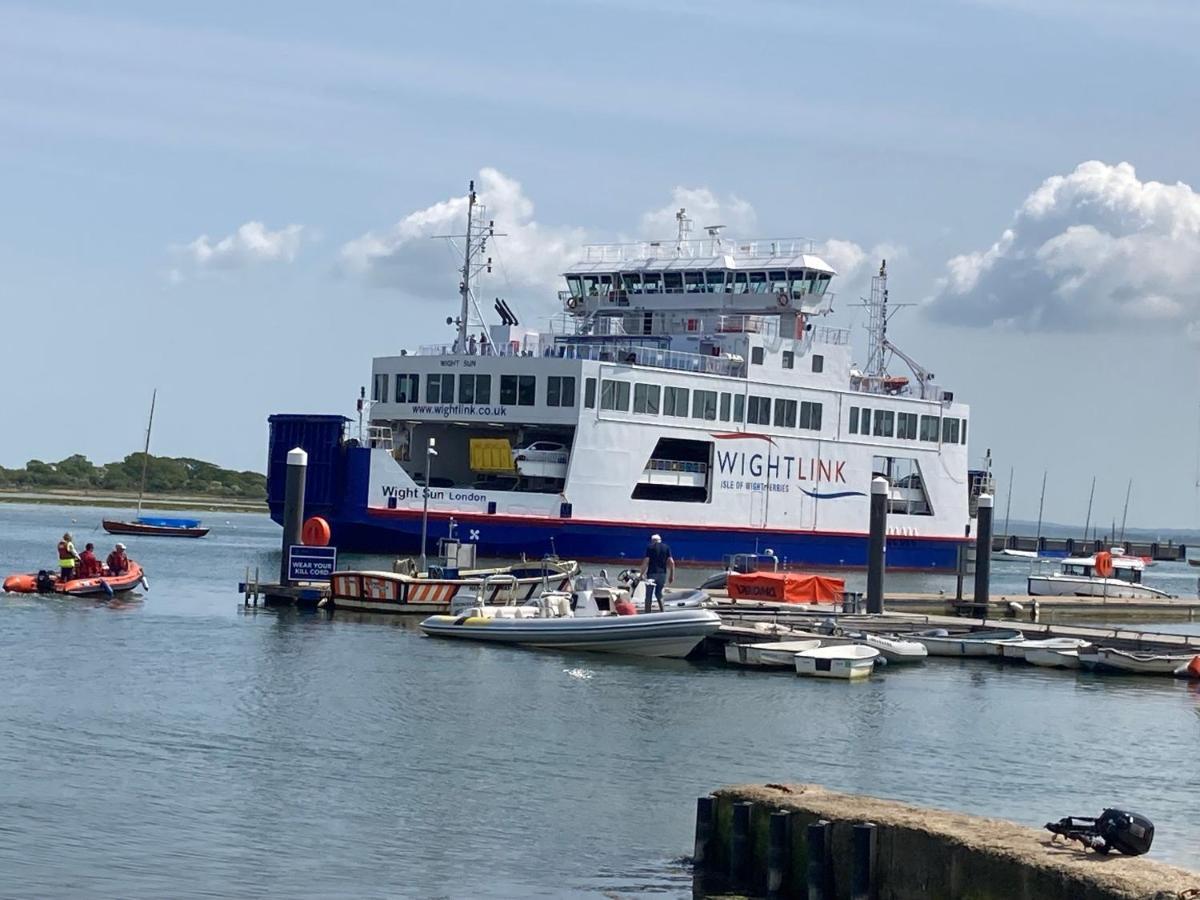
695 784 1199 899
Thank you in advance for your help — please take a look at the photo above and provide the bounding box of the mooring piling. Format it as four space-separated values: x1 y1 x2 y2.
766 809 792 896
280 447 307 585
730 800 754 887
867 477 888 614
973 492 994 619
806 818 833 899
851 821 877 900
693 796 715 868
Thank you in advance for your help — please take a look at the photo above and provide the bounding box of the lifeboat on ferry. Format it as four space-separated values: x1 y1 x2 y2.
3 561 147 597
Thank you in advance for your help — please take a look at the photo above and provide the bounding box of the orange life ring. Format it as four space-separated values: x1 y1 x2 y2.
301 516 332 547
1094 551 1114 578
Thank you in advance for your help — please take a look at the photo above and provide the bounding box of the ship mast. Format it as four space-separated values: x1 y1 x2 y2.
435 180 500 352
865 260 889 379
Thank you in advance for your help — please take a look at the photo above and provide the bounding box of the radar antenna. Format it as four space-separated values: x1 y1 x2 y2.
432 180 507 352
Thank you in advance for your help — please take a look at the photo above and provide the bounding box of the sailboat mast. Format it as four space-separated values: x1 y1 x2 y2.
1035 470 1047 544
1003 466 1014 537
1119 478 1133 543
136 389 157 518
1083 475 1096 544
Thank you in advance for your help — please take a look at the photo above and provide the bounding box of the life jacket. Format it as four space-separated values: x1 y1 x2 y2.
58 541 74 563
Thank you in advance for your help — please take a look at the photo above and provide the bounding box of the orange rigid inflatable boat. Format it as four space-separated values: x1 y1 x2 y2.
3 561 147 597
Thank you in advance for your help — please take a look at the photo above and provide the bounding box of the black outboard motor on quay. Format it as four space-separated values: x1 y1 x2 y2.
1045 809 1154 855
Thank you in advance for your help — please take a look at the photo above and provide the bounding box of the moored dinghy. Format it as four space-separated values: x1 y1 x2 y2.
998 637 1092 662
725 639 822 668
907 628 1024 657
1025 647 1084 669
1079 647 1200 676
794 644 879 680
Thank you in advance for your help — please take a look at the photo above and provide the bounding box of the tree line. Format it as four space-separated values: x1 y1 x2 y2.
0 453 266 499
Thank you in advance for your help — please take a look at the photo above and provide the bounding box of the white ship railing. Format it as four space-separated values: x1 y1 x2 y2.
550 342 745 377
580 236 820 263
812 326 850 345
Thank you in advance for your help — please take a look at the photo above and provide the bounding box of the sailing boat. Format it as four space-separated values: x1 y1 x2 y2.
101 390 210 538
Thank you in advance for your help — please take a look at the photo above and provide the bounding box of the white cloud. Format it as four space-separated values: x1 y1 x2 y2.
178 221 305 271
926 161 1200 333
638 187 757 238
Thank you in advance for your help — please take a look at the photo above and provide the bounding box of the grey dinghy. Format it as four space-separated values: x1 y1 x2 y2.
419 607 721 658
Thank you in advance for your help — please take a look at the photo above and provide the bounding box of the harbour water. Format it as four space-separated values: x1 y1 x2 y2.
1 503 1198 898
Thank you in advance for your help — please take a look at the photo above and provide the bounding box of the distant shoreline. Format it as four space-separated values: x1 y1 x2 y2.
0 489 267 515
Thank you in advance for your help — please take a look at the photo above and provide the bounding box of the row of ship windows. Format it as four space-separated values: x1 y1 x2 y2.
567 270 833 298
848 406 967 445
376 373 578 408
586 378 823 430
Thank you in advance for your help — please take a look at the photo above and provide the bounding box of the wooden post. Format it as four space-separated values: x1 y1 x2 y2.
767 809 792 896
851 822 877 900
693 796 715 872
806 819 833 900
730 800 753 887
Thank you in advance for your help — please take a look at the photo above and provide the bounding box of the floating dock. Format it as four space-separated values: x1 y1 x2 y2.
993 533 1188 561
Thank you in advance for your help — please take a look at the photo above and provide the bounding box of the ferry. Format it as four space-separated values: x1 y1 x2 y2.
267 183 990 569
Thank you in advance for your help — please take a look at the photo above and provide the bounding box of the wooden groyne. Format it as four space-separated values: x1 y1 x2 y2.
694 783 1199 899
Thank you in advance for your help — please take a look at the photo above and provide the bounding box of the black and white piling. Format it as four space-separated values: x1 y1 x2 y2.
280 447 307 585
867 476 888 615
973 493 994 619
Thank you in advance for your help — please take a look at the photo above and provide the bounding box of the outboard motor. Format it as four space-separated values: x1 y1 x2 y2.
1045 809 1154 855
35 570 54 593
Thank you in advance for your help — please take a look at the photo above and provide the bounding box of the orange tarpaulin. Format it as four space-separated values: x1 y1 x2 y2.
727 572 845 604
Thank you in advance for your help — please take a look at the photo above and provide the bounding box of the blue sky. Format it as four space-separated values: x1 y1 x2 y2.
3 0 1199 528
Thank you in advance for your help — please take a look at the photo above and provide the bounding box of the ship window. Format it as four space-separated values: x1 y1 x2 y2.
812 354 824 373
371 373 385 402
706 271 727 292
858 407 870 434
800 401 822 431
733 272 749 294
816 273 831 294
719 393 731 422
547 375 575 407
643 273 662 293
774 398 797 428
566 275 583 298
663 272 683 292
692 390 718 421
622 273 641 294
782 351 794 370
849 407 859 434
770 271 788 293
663 386 690 417
751 346 764 365
749 272 769 293
500 374 536 406
942 417 960 444
458 374 491 405
897 412 918 440
584 378 596 408
919 415 939 442
581 275 600 297
598 274 613 292
733 394 745 423
395 374 419 403
600 379 631 411
427 374 455 404
634 383 660 414
746 396 771 426
961 419 968 445
873 409 894 437
685 271 705 293
788 270 808 298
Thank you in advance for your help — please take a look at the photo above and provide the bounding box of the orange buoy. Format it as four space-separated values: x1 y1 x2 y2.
1094 551 1114 579
301 516 332 547
1185 656 1200 680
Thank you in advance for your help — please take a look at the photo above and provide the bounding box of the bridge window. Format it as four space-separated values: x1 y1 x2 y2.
897 412 918 440
719 393 731 422
547 375 575 407
849 407 860 434
960 419 968 445
751 347 764 365
663 386 690 417
733 272 749 294
942 417 960 444
747 396 771 426
622 273 641 294
584 378 596 408
458 374 491 405
800 401 822 431
426 374 455 404
692 390 718 421
816 273 832 294
733 394 745 423
749 272 769 293
706 271 727 292
643 273 662 293
600 379 631 411
500 374 536 406
812 355 824 373
663 272 683 292
566 275 583 298
685 271 705 293
770 271 788 294
372 373 387 402
873 409 895 437
634 383 660 414
782 351 794 369
774 398 797 428
395 374 419 403
919 415 939 442
788 270 808 298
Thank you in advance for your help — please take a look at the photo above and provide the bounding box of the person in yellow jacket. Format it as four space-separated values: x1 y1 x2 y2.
57 532 80 584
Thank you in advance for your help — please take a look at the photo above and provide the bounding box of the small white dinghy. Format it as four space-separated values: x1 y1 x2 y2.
1025 647 1084 669
794 644 879 680
725 639 822 668
998 637 1092 662
1079 647 1200 677
908 628 1024 658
